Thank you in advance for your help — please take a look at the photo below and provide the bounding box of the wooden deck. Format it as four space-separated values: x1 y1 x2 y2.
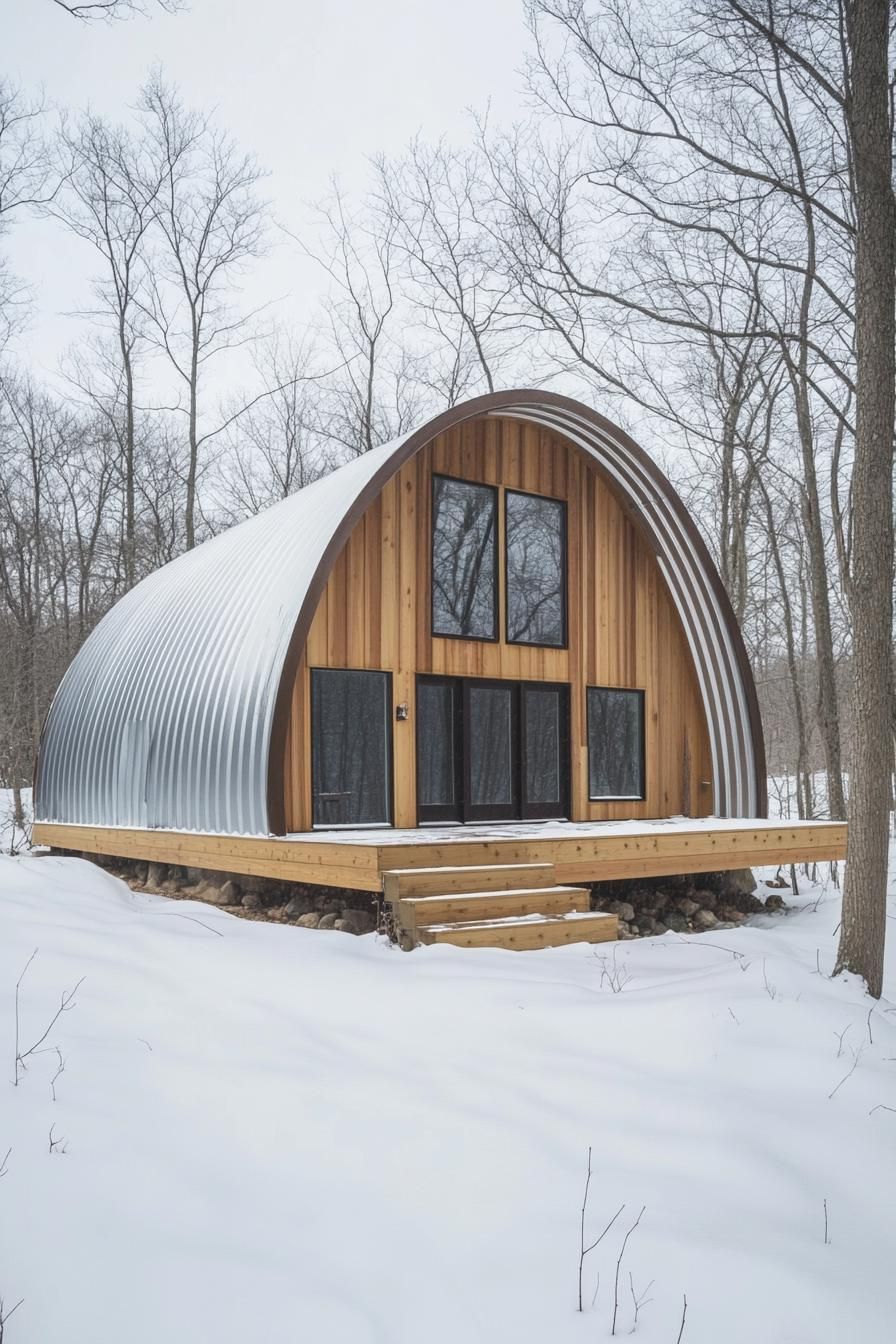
33 817 848 892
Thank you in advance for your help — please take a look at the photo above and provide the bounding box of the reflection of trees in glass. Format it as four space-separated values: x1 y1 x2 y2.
587 688 643 799
312 670 391 825
524 688 560 803
431 477 496 638
506 492 565 645
417 681 455 806
469 687 512 805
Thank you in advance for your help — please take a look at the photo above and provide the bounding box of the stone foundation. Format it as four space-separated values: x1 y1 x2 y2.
52 851 787 940
57 851 379 935
589 869 786 938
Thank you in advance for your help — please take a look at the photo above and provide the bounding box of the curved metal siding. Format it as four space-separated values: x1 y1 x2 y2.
35 439 404 834
36 391 763 835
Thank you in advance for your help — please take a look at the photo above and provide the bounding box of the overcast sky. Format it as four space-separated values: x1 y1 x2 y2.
5 0 529 383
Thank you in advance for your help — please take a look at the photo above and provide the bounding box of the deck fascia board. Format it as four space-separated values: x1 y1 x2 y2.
33 819 847 892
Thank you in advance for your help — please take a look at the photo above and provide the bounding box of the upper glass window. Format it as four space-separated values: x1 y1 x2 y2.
587 687 645 800
431 475 498 640
505 490 567 647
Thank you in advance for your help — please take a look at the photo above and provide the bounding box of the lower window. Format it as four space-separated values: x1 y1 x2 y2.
311 669 392 826
587 687 645 801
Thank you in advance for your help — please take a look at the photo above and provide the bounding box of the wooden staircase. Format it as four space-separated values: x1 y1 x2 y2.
382 862 618 951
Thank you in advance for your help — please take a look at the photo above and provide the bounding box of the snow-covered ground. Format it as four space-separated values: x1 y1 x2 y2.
1 848 895 1342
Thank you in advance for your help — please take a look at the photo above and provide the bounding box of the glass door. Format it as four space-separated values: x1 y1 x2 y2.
416 676 463 823
463 680 519 822
520 683 569 820
417 675 570 824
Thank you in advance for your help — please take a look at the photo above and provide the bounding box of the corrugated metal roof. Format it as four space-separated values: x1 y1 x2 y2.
35 437 404 835
34 392 764 835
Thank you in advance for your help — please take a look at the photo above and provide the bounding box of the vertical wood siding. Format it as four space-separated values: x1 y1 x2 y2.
282 417 712 830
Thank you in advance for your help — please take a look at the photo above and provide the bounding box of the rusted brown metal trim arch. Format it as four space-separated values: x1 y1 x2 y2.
265 390 767 834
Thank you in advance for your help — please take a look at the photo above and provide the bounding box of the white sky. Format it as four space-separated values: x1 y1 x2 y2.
4 0 529 384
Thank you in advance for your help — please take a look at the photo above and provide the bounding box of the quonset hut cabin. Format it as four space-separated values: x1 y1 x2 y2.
33 390 846 949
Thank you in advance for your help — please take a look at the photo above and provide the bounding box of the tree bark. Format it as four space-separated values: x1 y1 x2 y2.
835 0 895 998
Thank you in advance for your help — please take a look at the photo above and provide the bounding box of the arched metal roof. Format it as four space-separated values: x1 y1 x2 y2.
35 390 766 835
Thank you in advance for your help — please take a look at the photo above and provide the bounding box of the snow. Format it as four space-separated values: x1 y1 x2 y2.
285 814 843 845
1 846 895 1342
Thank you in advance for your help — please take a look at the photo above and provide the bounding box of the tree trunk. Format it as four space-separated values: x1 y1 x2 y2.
185 317 199 551
835 0 895 998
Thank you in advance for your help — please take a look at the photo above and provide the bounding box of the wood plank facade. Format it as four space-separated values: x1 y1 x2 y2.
281 415 713 832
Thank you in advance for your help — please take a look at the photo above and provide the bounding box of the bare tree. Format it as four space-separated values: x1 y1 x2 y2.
835 0 895 997
487 0 859 820
51 0 183 17
53 112 162 586
372 139 518 401
299 187 423 457
0 81 53 352
217 332 325 519
137 73 269 548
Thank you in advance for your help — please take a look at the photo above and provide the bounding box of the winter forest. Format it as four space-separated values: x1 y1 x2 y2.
3 5 896 1341
2 0 895 983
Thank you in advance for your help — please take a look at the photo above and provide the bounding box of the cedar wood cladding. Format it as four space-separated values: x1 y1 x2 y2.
281 416 714 831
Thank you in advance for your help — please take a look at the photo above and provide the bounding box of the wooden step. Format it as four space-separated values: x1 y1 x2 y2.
416 910 619 951
399 885 589 929
382 862 555 902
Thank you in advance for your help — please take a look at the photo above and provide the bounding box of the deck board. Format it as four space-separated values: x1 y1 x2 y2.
33 818 848 892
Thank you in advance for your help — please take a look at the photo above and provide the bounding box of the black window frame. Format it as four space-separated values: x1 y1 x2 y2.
309 667 394 828
415 673 571 825
462 677 521 822
585 686 646 803
415 674 464 824
504 486 568 650
430 472 499 644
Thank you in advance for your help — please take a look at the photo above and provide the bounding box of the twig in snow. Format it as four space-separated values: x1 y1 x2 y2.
670 938 746 962
577 1146 625 1312
595 947 632 993
761 960 777 1000
628 1272 654 1332
50 1048 65 1102
15 954 84 1086
138 1038 153 1052
829 1046 864 1100
47 1124 67 1155
866 1006 874 1045
869 1104 896 1116
0 1148 9 1178
144 910 224 936
834 1024 851 1058
727 1007 740 1026
675 1294 688 1344
823 1199 830 1245
13 950 38 1085
612 1205 646 1335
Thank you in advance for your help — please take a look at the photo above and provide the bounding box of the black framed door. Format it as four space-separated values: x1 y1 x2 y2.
416 675 569 824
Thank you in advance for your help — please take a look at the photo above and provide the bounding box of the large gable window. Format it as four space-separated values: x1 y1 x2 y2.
587 687 645 800
505 489 567 647
311 669 392 826
431 475 498 640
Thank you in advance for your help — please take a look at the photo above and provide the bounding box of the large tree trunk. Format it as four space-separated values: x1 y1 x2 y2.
835 0 895 998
